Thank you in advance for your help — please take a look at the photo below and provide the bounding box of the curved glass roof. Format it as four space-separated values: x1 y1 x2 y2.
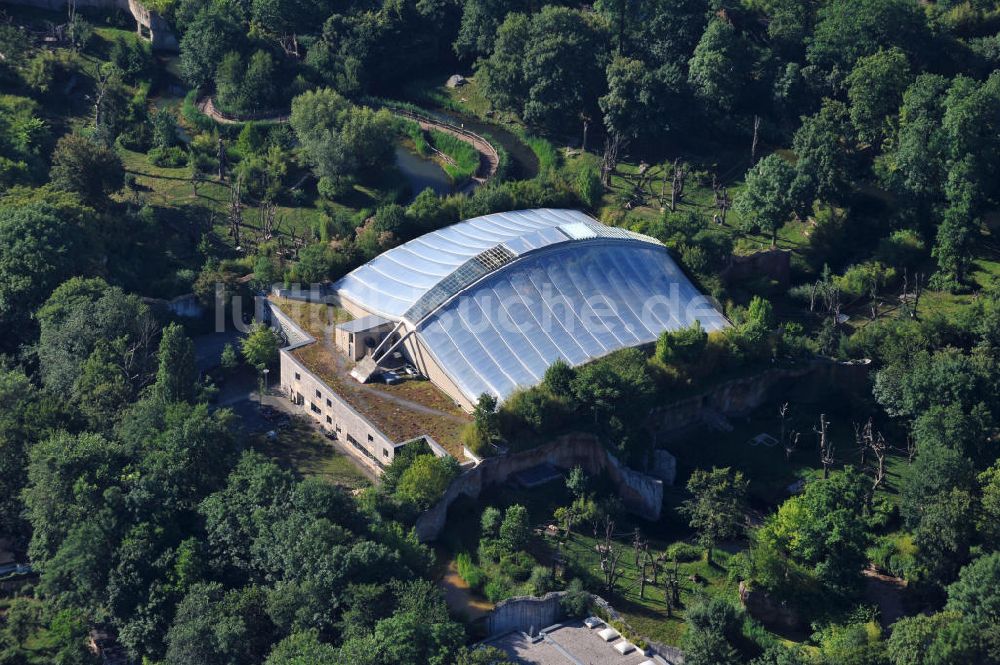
335 209 611 320
416 241 728 403
334 209 728 404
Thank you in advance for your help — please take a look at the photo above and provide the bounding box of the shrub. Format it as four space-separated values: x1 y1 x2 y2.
867 533 917 579
456 552 485 591
149 145 188 168
876 229 926 269
560 578 590 617
395 454 460 511
484 579 511 603
529 565 555 595
655 321 708 365
667 542 704 563
500 550 535 582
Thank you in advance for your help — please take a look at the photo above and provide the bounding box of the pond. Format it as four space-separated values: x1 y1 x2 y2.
394 144 455 199
428 109 540 181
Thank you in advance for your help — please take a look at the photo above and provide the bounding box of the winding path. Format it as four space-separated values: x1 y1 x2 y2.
196 97 499 186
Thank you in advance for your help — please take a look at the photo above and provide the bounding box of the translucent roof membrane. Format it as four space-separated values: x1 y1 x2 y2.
335 209 601 318
415 241 728 404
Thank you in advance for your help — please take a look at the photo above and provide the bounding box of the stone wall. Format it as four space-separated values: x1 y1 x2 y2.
414 434 663 543
722 249 791 288
653 358 871 438
486 591 565 637
7 0 178 50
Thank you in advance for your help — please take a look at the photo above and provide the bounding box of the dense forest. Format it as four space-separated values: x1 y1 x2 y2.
1 0 1000 663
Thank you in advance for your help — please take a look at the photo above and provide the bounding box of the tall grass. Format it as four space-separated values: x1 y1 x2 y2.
399 119 481 186
456 552 485 590
524 135 559 174
182 90 215 133
428 128 480 185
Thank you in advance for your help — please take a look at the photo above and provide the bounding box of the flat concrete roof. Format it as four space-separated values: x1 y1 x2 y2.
336 314 393 333
269 296 470 455
486 621 653 665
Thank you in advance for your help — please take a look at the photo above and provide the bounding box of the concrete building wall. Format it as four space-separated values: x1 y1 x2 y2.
263 297 399 476
279 350 396 473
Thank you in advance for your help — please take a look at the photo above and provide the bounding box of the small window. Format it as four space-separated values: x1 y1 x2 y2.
326 398 332 408
382 449 389 458
367 434 374 442
294 372 301 381
310 402 321 414
326 415 332 424
315 389 321 398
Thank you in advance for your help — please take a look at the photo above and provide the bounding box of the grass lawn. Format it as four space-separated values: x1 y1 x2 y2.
0 594 60 664
440 479 738 647
250 415 370 489
562 531 737 647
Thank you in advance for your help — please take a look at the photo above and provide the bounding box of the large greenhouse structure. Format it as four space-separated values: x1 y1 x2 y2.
332 209 729 411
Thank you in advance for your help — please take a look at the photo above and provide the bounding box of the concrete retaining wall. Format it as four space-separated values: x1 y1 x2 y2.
487 592 566 637
414 434 663 542
483 591 685 664
653 358 871 439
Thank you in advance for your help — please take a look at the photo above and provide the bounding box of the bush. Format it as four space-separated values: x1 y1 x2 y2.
395 454 460 511
560 578 590 617
876 229 926 269
655 321 708 365
182 90 215 132
867 533 917 579
149 145 188 168
667 542 704 563
529 565 555 595
456 552 485 591
484 578 511 603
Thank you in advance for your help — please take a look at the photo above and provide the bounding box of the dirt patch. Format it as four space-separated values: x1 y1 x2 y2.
862 566 907 628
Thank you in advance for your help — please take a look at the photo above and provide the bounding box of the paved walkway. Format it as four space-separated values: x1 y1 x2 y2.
195 98 499 187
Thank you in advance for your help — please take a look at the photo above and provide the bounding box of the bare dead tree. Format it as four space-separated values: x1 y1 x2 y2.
869 272 881 321
639 545 651 599
779 402 789 449
257 200 283 243
870 429 888 492
91 65 119 144
815 413 834 479
904 432 916 464
854 420 867 467
600 133 623 187
751 115 761 162
664 558 681 617
785 431 800 462
217 137 227 181
119 309 159 392
912 271 923 319
711 174 731 225
229 176 244 249
600 518 625 594
278 33 300 57
670 159 686 212
580 112 591 153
